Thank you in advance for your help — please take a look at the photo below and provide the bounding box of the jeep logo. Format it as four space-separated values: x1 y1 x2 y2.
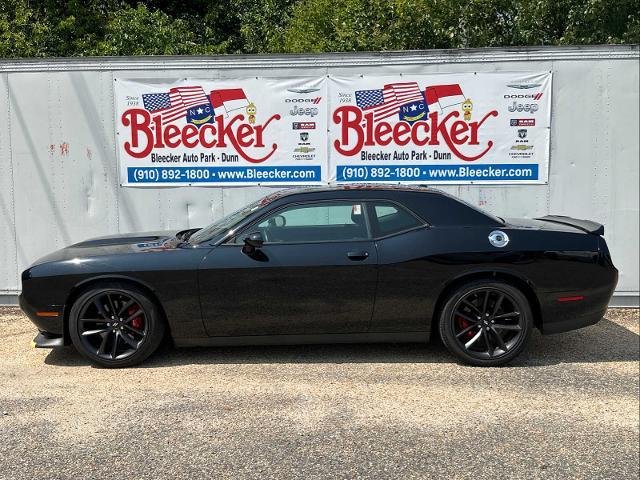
508 102 539 114
290 105 319 117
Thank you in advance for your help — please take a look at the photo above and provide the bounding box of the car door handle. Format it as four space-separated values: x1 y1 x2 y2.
347 251 369 261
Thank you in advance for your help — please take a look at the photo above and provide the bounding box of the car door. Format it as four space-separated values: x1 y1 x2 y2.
365 200 436 333
198 200 378 337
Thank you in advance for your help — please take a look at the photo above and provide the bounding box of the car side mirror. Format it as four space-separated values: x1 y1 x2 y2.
242 232 264 254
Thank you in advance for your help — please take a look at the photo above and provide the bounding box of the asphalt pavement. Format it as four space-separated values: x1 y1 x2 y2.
0 307 638 479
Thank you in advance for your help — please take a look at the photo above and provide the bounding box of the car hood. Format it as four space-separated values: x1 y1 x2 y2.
69 230 178 248
31 230 183 265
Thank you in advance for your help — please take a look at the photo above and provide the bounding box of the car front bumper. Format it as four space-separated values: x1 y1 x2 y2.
31 331 65 348
19 293 66 347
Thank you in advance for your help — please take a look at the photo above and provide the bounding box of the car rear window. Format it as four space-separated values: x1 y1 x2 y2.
369 202 423 237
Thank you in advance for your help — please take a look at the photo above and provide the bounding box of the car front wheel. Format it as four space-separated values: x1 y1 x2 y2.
439 280 533 366
69 282 165 368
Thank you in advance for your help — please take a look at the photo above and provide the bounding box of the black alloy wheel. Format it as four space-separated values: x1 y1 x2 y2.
77 291 148 360
439 281 532 366
69 283 165 368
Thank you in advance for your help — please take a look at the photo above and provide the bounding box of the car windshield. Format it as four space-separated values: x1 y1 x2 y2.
188 199 266 244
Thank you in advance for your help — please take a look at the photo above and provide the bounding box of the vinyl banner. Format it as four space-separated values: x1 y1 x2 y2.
115 77 328 186
329 72 551 184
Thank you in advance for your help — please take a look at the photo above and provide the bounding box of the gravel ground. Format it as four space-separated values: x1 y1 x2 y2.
0 307 638 480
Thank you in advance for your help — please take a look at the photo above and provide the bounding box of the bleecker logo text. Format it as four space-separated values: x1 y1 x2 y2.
333 107 498 161
122 109 280 163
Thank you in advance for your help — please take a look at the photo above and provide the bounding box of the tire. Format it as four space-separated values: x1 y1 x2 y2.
69 282 166 368
439 280 533 367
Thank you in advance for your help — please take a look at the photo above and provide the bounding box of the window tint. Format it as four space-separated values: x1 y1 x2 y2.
190 198 264 244
251 202 368 243
370 202 422 237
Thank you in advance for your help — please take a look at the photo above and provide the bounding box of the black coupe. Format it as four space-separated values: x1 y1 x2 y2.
20 186 617 367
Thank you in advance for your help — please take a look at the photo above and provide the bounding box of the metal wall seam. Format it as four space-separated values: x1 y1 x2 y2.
108 70 120 234
0 46 638 73
4 72 19 291
545 61 554 215
45 72 56 250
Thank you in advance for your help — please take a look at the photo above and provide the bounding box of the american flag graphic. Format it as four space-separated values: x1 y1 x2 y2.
142 86 210 125
355 82 424 121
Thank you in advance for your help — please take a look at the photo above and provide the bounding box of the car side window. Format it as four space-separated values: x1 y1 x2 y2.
369 202 423 238
242 202 369 244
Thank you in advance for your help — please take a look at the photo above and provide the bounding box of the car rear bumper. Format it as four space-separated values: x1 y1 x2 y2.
539 268 618 335
541 306 608 334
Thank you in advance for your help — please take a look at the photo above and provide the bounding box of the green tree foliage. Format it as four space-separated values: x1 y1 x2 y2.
0 0 637 58
89 4 207 55
0 0 49 57
512 0 639 45
279 0 639 52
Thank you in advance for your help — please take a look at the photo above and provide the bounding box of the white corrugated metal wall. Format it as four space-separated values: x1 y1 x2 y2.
0 45 638 306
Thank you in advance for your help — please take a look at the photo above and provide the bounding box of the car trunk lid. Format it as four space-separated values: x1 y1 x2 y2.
504 216 604 235
534 215 604 235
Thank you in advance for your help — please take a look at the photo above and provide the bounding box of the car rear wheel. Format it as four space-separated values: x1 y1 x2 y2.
69 282 165 368
439 280 533 366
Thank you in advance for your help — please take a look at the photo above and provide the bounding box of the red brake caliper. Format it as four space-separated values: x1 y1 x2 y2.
456 316 475 340
128 305 143 329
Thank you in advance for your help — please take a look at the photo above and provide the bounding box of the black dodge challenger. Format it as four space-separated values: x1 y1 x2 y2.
20 186 617 368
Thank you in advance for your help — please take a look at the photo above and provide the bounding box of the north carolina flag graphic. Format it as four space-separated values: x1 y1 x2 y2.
424 84 466 112
209 88 250 117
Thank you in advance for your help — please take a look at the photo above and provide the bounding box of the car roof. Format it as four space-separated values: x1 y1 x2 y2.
258 184 503 227
269 184 443 198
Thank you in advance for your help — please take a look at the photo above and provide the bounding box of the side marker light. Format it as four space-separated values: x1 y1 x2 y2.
557 296 584 303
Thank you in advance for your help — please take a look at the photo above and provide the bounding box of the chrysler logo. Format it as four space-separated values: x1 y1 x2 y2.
507 83 542 90
287 88 320 94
